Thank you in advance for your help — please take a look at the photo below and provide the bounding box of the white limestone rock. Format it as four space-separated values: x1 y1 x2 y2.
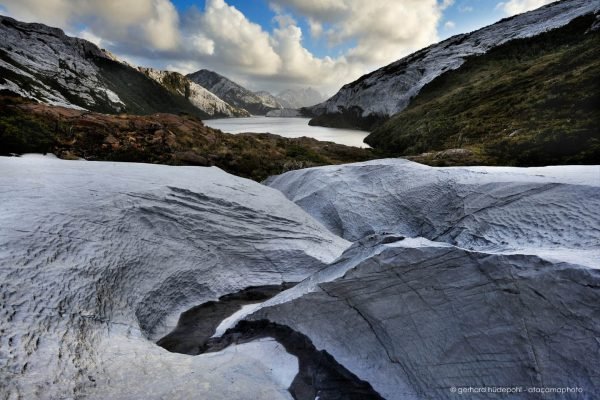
266 159 600 267
0 156 348 399
248 237 600 399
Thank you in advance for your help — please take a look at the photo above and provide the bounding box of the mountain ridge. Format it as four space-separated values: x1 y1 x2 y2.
187 69 282 115
138 67 250 118
277 87 325 109
364 12 599 165
307 0 599 130
0 15 209 118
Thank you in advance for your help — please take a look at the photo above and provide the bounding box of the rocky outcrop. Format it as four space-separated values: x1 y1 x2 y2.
0 15 207 117
245 236 600 400
308 0 600 129
247 159 600 398
0 155 348 399
139 68 250 118
1 155 598 399
187 69 281 115
265 159 600 267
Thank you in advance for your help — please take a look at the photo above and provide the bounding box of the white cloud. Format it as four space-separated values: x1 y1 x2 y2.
191 0 282 75
78 29 104 47
271 0 443 66
496 0 556 16
444 21 456 29
1 0 451 93
2 0 181 51
307 18 324 38
441 0 455 10
459 5 474 13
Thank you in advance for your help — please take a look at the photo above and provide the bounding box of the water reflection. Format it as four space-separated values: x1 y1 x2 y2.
204 116 370 148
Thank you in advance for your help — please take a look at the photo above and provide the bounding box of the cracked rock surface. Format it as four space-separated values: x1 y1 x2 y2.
247 237 600 399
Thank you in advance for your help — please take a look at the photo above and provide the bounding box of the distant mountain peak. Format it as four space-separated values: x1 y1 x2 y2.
276 87 326 108
139 67 250 118
187 69 281 115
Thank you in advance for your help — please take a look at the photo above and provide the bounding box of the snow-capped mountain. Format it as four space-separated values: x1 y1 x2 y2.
139 68 250 118
187 69 281 115
277 87 325 109
309 0 600 129
0 15 207 117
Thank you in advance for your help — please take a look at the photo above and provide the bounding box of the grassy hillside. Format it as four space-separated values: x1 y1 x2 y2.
0 95 374 181
366 14 600 166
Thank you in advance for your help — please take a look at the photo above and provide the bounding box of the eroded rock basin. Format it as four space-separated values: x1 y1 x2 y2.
157 283 296 354
157 284 384 399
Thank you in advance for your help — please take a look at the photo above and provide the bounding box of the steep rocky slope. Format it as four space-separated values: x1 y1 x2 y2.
365 13 599 165
308 0 599 130
0 95 375 180
187 69 281 115
0 155 349 399
0 15 207 117
139 68 250 118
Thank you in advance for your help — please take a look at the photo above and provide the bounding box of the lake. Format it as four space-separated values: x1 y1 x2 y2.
204 116 370 148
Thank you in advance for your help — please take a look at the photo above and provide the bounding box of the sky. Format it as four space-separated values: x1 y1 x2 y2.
0 0 557 95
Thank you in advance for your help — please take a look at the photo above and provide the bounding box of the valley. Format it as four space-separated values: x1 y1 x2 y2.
0 0 598 399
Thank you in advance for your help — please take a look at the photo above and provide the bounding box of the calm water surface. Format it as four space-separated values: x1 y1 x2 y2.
204 116 369 148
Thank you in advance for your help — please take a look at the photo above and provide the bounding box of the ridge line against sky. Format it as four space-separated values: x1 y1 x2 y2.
0 0 557 94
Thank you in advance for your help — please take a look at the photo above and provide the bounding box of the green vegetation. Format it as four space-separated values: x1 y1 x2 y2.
0 95 54 153
0 95 374 181
366 14 600 166
94 57 209 118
